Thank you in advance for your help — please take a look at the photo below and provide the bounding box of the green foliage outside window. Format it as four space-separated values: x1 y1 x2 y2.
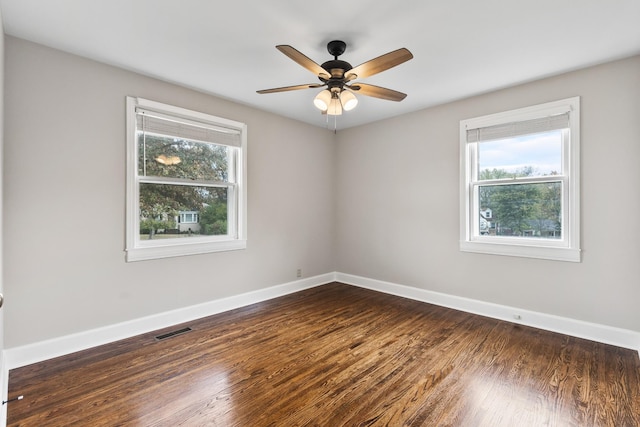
479 167 561 238
199 202 228 235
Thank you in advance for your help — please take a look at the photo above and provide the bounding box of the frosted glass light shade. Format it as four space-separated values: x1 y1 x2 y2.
313 90 331 111
339 90 358 111
327 97 343 115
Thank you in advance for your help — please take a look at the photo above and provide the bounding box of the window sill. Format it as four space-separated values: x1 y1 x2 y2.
126 239 247 262
460 240 581 262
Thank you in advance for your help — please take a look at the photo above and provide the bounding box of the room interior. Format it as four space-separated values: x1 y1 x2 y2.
0 1 639 425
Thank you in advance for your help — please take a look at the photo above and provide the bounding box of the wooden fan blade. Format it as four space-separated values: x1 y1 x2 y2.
345 48 413 81
350 83 407 101
276 45 330 79
257 83 325 94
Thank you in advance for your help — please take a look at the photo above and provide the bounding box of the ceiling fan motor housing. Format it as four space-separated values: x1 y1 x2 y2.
321 59 353 79
322 40 353 80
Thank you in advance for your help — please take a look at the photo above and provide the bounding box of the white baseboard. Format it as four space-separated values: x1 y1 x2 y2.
4 273 336 370
5 271 639 372
336 272 640 356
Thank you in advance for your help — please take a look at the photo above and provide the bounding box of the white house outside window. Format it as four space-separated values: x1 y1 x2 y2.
126 97 247 262
460 97 580 262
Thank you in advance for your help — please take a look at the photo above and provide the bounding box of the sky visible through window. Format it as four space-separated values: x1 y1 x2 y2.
478 130 562 177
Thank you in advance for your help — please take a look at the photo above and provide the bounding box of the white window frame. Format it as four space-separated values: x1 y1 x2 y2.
125 97 247 262
460 97 580 262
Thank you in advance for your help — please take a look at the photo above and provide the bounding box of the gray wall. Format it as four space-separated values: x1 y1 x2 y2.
4 35 639 350
336 55 640 332
3 37 336 348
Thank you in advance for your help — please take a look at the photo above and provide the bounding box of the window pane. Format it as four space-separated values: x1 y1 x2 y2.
478 130 562 179
478 182 562 239
139 183 228 239
138 134 229 181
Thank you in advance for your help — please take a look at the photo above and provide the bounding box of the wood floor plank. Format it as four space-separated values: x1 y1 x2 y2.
7 283 640 426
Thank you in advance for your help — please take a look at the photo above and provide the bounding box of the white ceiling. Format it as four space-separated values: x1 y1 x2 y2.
1 1 640 130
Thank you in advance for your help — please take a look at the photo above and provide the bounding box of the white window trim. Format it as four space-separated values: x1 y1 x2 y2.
459 97 580 262
125 96 247 262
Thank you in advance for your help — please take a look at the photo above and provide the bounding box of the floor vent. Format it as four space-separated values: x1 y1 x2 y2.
155 327 192 341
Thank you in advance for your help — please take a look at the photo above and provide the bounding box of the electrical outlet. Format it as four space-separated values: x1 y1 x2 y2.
296 268 302 278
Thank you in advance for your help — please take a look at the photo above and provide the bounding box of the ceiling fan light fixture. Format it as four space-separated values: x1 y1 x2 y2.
340 89 358 111
313 90 331 111
327 96 343 116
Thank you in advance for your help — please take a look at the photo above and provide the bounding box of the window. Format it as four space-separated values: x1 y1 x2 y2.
179 212 199 224
460 97 580 262
126 97 247 261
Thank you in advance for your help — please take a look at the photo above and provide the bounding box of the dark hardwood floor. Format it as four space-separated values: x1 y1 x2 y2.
7 283 640 426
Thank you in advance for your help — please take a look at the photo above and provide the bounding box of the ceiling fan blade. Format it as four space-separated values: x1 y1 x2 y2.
345 48 413 81
257 83 325 94
276 45 330 79
349 83 407 101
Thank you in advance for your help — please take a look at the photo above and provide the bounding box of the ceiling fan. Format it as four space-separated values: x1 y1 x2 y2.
257 40 413 116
